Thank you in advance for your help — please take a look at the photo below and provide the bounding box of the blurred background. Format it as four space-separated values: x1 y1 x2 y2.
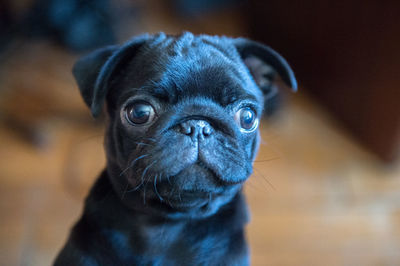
0 0 399 265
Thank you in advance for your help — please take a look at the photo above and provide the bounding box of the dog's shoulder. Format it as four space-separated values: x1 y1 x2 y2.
53 172 128 265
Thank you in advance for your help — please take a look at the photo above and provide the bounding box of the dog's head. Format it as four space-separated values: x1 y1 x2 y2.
73 32 296 218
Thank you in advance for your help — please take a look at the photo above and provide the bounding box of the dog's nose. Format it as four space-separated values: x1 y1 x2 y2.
177 120 213 138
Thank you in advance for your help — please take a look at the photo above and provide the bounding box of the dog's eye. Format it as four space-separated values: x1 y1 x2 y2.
235 107 258 132
125 101 155 125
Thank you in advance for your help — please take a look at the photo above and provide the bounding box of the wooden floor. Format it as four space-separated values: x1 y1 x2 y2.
1 2 400 265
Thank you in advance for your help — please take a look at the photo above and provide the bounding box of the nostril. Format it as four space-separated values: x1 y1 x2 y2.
180 124 193 135
202 125 212 136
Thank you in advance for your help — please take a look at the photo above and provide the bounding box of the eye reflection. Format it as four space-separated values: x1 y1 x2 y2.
125 101 155 125
235 107 258 132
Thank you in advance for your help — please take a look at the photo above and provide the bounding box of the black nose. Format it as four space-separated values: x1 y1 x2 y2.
177 120 213 138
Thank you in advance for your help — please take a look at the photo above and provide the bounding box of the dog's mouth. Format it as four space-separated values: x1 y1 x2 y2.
146 162 228 210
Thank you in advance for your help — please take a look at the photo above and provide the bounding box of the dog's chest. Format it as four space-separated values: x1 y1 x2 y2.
103 218 246 265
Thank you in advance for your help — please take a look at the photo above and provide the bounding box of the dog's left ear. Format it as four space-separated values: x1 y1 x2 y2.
233 38 297 94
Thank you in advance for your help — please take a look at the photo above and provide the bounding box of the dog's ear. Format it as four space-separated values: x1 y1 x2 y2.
233 38 297 94
73 45 117 113
72 34 149 117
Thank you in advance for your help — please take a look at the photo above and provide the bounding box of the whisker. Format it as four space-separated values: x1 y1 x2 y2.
140 160 159 205
178 191 182 203
127 179 144 192
253 167 276 191
245 177 268 193
153 174 164 202
250 172 272 192
141 137 157 142
253 157 280 163
141 160 158 182
120 154 150 176
126 159 159 193
134 142 154 147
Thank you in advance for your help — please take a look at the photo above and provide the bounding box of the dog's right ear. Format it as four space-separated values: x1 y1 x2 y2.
72 34 150 117
73 45 117 114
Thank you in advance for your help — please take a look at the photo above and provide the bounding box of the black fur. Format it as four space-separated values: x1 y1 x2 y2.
54 32 296 265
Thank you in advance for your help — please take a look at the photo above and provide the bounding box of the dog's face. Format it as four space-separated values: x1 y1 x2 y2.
73 32 296 218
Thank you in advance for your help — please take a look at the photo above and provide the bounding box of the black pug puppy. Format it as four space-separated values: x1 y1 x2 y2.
54 32 296 265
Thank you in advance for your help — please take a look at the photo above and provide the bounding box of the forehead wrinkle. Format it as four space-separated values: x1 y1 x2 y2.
124 33 263 105
153 64 259 107
157 34 244 78
163 47 251 92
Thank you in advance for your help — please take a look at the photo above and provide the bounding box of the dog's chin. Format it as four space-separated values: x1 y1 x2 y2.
146 187 241 219
127 162 245 218
165 192 210 211
113 153 249 219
